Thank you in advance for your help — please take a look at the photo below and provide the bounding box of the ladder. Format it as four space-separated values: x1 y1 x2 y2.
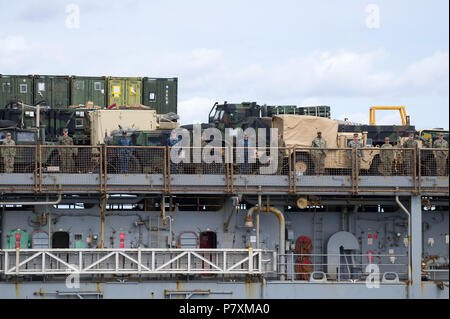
149 214 161 248
312 213 324 272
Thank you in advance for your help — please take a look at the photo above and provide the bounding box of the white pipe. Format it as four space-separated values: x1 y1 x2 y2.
395 195 412 284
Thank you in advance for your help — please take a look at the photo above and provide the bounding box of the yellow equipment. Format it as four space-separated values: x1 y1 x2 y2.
369 106 409 126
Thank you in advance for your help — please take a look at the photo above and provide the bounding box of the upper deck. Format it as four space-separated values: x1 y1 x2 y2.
0 145 448 196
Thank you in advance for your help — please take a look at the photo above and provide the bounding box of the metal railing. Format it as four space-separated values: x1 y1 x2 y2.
0 248 275 276
278 253 409 283
0 145 448 194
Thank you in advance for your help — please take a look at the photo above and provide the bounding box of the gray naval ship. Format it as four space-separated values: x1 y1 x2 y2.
0 92 448 300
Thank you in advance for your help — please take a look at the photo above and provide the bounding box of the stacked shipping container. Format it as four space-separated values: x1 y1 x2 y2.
0 74 178 114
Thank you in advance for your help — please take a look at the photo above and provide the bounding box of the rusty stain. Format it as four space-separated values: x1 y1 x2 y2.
96 282 101 292
244 280 255 299
15 281 20 299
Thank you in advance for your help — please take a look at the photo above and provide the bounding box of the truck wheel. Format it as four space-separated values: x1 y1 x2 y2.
294 154 312 175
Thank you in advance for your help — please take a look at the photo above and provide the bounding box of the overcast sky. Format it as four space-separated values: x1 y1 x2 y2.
0 0 448 129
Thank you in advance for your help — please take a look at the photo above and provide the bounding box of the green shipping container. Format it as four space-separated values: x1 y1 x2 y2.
71 76 107 107
33 75 70 109
0 75 34 108
142 77 178 114
107 77 142 106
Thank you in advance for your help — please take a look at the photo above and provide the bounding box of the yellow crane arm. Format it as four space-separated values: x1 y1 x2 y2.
369 106 407 126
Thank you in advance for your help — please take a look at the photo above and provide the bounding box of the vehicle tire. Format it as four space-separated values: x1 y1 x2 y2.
293 153 313 175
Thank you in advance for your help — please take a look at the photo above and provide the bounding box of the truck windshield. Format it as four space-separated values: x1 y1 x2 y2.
148 137 163 146
17 132 35 142
211 109 224 122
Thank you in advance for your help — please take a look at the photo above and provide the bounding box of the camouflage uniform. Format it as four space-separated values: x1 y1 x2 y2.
311 137 327 175
380 143 394 176
277 137 286 175
348 139 363 172
58 134 74 173
1 138 16 173
433 138 448 176
402 138 418 175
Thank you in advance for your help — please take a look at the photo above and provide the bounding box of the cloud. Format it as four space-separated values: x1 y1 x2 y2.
16 1 63 23
178 97 217 125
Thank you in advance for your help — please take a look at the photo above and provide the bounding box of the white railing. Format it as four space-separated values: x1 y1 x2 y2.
278 253 409 282
0 248 276 276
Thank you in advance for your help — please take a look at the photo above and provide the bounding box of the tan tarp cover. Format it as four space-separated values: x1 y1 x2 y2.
89 109 157 145
272 115 339 148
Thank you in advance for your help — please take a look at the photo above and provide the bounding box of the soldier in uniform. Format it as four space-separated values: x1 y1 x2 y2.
380 137 394 176
433 133 448 176
311 131 327 175
402 132 418 175
117 131 132 174
348 133 363 173
277 133 286 175
58 128 74 173
1 132 16 173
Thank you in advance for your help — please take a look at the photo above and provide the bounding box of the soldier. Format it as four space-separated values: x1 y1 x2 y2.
1 132 16 173
402 132 418 175
277 133 286 175
117 131 132 174
58 128 74 173
380 137 394 176
433 133 448 176
311 131 327 175
348 133 363 173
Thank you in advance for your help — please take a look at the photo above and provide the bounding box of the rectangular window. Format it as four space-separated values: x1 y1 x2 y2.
75 118 84 128
75 81 84 90
149 92 156 101
94 82 101 91
19 84 28 93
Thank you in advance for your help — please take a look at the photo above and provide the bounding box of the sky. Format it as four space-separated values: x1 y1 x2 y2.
0 0 448 129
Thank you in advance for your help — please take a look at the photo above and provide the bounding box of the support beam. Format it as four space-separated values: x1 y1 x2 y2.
410 195 422 299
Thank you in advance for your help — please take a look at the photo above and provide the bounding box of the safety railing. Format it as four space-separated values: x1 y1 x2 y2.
354 148 417 194
278 253 409 283
292 147 354 193
231 147 291 193
104 146 166 192
0 146 448 195
0 248 276 276
419 148 449 194
39 145 103 192
0 145 38 191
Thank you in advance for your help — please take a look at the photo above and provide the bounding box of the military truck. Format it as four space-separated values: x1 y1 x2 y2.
207 102 331 144
272 115 383 175
101 111 180 174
